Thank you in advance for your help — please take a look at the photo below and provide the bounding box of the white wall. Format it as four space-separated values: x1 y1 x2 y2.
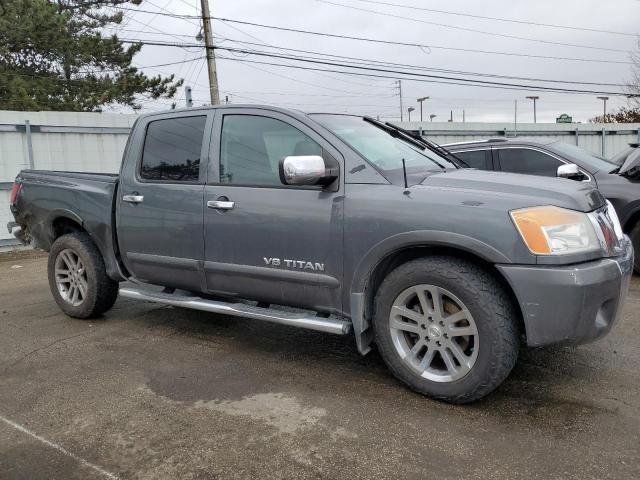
396 121 640 158
0 110 136 242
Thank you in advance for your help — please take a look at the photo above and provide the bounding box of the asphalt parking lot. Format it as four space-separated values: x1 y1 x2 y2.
1 251 639 480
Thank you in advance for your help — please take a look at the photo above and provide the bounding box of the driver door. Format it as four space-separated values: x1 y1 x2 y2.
203 108 344 313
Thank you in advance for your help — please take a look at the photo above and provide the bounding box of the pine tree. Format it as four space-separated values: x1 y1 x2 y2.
0 0 183 111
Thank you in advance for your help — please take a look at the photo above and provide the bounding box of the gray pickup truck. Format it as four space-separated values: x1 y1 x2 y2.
7 105 633 403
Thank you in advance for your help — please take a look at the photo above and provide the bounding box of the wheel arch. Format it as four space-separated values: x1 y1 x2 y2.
50 210 87 241
349 232 525 355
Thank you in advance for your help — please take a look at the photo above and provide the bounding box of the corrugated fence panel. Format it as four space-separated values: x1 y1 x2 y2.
0 110 135 241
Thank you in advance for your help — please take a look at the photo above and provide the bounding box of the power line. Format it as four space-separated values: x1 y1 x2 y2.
213 54 631 96
117 39 631 95
220 37 628 87
214 47 630 95
217 21 394 89
317 0 632 53
350 0 638 37
211 17 634 65
110 7 634 64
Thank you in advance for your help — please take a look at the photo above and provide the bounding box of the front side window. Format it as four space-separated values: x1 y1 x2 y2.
140 116 206 182
454 150 491 170
498 148 562 177
219 115 323 186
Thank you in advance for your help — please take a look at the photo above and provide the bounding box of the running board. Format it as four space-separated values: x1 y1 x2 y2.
119 287 352 335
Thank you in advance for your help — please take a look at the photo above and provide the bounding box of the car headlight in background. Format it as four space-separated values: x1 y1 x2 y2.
510 206 600 255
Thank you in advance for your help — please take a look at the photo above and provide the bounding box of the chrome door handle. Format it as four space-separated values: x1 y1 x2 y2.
122 194 144 204
207 200 235 210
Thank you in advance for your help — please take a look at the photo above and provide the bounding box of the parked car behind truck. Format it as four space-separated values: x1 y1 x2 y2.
445 138 640 272
7 106 633 403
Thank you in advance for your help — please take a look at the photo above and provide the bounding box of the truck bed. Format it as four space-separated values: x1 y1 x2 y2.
11 169 123 280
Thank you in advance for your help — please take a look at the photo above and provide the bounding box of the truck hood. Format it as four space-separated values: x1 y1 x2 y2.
419 168 605 212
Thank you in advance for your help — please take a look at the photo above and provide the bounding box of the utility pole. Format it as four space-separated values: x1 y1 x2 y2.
449 110 453 122
526 96 539 123
397 80 403 122
200 0 220 105
597 96 609 119
417 96 429 122
514 100 518 134
407 107 415 121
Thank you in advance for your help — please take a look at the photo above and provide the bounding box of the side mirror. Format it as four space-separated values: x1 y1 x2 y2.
557 163 584 181
279 155 337 186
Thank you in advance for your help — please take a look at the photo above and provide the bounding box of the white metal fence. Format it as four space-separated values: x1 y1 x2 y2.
398 121 640 158
1 110 134 244
1 110 640 244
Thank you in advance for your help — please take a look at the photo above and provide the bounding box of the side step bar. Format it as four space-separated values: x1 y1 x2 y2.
119 287 352 335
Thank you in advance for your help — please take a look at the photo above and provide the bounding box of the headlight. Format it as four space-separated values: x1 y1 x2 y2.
510 206 600 255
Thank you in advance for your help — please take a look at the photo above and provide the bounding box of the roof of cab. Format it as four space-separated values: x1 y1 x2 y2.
136 103 310 120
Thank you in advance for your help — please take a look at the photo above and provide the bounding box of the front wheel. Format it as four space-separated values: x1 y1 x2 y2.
373 256 520 404
47 232 119 318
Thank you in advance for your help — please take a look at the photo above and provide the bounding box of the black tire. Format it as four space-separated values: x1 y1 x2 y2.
630 223 640 274
47 232 119 319
373 256 520 404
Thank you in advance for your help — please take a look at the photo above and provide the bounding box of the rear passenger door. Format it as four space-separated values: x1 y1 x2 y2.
495 147 563 177
452 149 493 171
117 111 212 290
203 108 344 312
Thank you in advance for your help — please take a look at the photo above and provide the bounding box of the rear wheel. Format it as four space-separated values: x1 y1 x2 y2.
373 256 520 404
47 232 119 318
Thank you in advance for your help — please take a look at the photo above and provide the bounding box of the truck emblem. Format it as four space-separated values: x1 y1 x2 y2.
264 257 325 272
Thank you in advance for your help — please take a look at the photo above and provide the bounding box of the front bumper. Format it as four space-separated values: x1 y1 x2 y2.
497 236 633 347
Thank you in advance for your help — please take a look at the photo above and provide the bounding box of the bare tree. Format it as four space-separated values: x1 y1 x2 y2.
631 39 640 108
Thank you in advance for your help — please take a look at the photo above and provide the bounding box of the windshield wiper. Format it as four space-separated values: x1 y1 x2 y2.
382 122 469 168
363 116 446 170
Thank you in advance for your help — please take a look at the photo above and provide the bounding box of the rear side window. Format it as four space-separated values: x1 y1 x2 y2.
219 115 323 186
140 116 207 182
498 148 563 177
454 150 491 170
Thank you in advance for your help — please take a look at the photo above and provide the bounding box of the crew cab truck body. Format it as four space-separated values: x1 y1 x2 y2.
7 105 633 403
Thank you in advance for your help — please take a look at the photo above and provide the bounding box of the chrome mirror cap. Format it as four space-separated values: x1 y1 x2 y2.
280 155 327 185
557 163 580 179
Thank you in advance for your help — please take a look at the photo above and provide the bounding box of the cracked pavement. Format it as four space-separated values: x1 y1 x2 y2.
0 251 639 479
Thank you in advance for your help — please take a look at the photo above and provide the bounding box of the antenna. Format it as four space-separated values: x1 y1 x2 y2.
402 158 409 193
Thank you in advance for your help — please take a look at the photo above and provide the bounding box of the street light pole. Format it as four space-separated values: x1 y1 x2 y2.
397 80 403 122
429 114 436 122
597 96 609 119
407 107 415 122
526 96 539 123
417 96 429 122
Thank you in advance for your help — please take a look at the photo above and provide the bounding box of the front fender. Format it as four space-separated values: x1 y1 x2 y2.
350 230 511 295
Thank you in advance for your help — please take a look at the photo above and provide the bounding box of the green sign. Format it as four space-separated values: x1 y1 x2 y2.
556 114 573 123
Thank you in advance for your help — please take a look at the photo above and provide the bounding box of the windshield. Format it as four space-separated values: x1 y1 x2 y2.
548 141 618 173
311 114 456 174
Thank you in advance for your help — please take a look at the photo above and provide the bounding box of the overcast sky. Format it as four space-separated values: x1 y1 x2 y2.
109 0 640 123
